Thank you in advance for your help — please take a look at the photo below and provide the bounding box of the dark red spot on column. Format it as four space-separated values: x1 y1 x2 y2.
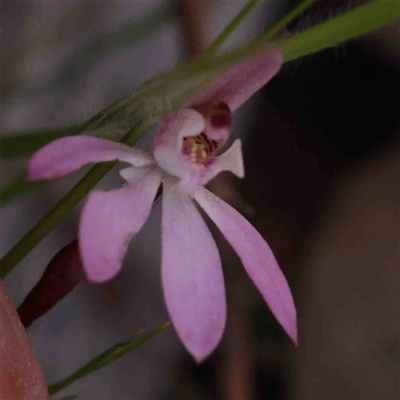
211 113 231 128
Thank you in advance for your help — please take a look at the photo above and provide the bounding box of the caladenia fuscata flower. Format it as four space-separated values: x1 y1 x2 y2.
29 47 297 362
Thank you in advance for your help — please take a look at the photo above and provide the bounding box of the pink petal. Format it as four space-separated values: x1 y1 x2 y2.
178 139 244 196
192 47 283 111
79 166 162 283
154 108 205 178
195 187 297 343
29 135 154 181
161 177 226 362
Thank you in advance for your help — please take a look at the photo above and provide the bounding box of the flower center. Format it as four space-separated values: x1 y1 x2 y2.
183 133 220 170
182 102 231 170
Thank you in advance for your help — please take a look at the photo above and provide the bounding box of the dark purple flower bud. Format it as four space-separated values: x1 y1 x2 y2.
18 241 82 328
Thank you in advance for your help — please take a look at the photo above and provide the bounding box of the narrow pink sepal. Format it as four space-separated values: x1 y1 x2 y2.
28 135 154 181
79 166 161 283
178 139 244 196
161 177 226 362
195 187 297 343
154 109 205 178
192 47 283 111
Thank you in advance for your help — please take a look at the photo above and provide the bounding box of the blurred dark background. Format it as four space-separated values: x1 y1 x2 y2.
1 0 399 399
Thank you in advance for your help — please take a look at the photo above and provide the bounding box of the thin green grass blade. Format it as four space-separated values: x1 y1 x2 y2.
204 0 260 55
48 322 170 396
278 0 400 62
261 0 319 40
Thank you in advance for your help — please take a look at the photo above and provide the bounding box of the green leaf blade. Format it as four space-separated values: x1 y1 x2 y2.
204 0 260 55
261 0 319 41
280 0 400 62
48 322 170 396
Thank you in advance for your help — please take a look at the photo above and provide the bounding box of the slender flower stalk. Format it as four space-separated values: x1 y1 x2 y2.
29 46 297 362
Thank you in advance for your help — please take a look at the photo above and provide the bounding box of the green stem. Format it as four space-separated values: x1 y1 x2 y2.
261 0 319 40
204 0 260 55
48 322 170 396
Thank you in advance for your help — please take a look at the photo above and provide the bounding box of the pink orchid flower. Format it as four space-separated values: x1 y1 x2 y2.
29 48 297 362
